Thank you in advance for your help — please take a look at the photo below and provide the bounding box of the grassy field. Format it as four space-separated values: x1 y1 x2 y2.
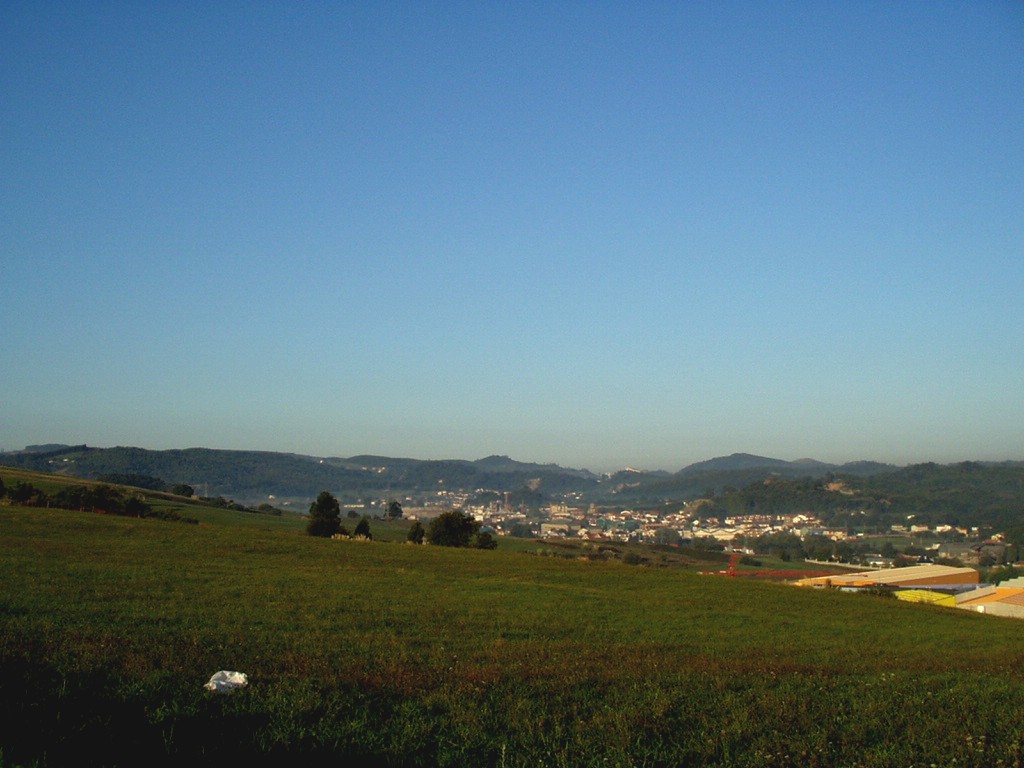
3 477 1024 766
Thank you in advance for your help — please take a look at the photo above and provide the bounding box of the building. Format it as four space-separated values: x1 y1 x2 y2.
796 564 979 589
957 578 1024 619
894 584 995 608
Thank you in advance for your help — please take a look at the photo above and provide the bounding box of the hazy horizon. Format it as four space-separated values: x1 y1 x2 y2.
3 3 1021 473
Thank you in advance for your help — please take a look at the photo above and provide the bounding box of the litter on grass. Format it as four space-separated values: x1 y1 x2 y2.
204 670 248 694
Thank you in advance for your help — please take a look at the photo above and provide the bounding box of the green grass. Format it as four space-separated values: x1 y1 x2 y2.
3 493 1024 766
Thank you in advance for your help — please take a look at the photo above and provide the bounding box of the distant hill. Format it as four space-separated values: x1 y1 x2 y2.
684 450 794 475
0 445 600 503
674 452 897 478
6 445 1022 530
677 452 797 475
599 453 899 502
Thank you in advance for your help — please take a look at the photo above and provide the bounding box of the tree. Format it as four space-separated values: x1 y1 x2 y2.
171 483 194 497
474 531 497 550
427 509 479 547
654 527 682 546
986 564 1018 584
86 485 120 514
9 482 48 507
354 515 372 539
385 500 403 519
307 490 341 537
407 520 425 544
123 494 151 517
508 522 534 538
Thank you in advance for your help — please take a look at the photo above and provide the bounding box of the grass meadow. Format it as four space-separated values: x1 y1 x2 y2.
3 484 1024 766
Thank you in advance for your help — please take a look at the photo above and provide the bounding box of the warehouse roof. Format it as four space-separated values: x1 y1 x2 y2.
797 564 979 588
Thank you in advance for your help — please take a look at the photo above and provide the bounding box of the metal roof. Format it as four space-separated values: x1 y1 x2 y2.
798 564 978 587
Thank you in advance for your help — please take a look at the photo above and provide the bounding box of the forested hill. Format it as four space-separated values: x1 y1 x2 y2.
0 445 600 501
700 461 1024 532
603 453 897 501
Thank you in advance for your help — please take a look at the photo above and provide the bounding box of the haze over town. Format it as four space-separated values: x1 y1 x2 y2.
2 4 1021 472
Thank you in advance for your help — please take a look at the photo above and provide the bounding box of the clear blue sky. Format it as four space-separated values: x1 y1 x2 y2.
2 2 1022 472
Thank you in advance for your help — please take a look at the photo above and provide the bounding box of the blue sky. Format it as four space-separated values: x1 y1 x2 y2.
2 2 1022 472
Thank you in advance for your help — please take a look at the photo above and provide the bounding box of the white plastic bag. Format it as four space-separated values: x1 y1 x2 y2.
204 670 248 694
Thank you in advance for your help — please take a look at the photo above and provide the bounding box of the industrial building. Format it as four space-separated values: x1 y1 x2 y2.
957 578 1024 619
796 564 979 589
798 565 1024 621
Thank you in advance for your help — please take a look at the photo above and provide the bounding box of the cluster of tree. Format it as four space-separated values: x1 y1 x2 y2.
982 564 1024 584
506 522 535 538
424 510 496 549
305 492 495 549
306 491 372 538
1 478 196 523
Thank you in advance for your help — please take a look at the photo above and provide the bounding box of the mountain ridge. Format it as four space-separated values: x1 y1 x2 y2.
6 444 900 478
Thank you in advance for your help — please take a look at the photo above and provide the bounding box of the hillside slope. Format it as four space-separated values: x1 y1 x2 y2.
3 502 1024 766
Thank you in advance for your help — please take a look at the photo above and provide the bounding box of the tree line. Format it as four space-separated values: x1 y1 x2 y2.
0 476 196 523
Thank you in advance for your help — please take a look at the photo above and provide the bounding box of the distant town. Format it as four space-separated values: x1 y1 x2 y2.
355 487 1008 571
